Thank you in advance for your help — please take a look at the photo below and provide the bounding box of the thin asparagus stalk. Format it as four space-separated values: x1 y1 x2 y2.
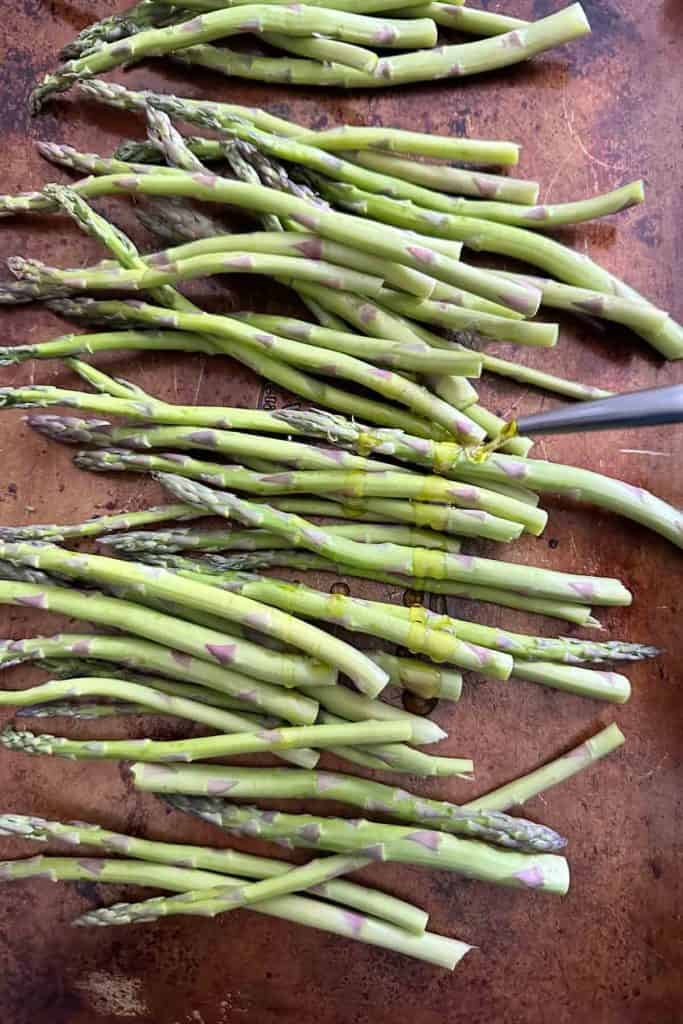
28 415 409 476
0 812 429 934
166 4 591 90
314 180 683 359
169 551 598 626
151 0 437 10
2 854 460 965
346 149 539 204
156 474 628 606
73 852 381 925
102 523 463 554
0 545 386 698
0 717 414 762
272 411 683 547
291 125 518 164
0 581 336 708
463 723 625 812
0 678 333 748
16 702 151 720
131 763 565 852
31 6 439 110
0 503 202 542
162 795 570 895
402 3 524 35
9 250 387 299
72 447 546 536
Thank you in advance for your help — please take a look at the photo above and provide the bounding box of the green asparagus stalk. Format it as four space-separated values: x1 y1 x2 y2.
102 523 462 555
161 794 570 894
345 149 539 204
0 716 414 762
72 447 546 536
154 474 629 606
292 124 518 164
148 0 434 11
9 250 387 299
402 3 524 35
463 723 625 812
130 763 566 852
369 652 462 700
58 2 172 60
0 811 430 934
28 415 408 475
0 503 202 541
31 5 440 110
260 33 380 72
0 677 333 747
0 545 387 697
16 701 151 720
163 551 598 626
156 5 591 90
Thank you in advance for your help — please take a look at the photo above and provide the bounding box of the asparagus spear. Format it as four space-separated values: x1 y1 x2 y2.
0 503 202 541
16 702 151 720
71 447 546 536
368 652 462 700
155 5 591 89
463 723 625 812
31 5 440 109
161 795 570 894
0 717 415 762
102 523 462 555
0 544 387 697
0 811 429 933
130 763 564 852
154 474 629 605
0 854 468 967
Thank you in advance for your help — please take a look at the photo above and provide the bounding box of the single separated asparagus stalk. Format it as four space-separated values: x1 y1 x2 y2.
0 811 429 933
0 716 414 763
130 763 564 853
0 502 203 541
0 544 387 698
101 522 462 555
161 794 570 895
0 854 468 968
155 474 629 606
30 5 440 110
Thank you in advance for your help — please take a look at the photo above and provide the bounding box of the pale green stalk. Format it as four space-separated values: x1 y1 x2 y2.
0 503 201 541
259 33 379 72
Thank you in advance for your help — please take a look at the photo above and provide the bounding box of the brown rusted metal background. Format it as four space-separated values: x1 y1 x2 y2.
0 2 681 1021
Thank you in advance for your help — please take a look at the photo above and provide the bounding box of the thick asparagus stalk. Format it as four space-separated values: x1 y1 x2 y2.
0 812 428 933
0 854 467 966
162 795 570 894
31 5 440 109
0 544 387 697
369 652 462 700
0 717 414 762
463 724 625 812
155 474 629 606
131 763 564 852
133 549 598 627
72 447 546 536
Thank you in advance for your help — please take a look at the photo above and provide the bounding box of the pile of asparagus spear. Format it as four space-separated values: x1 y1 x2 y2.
29 0 591 105
0 0 679 976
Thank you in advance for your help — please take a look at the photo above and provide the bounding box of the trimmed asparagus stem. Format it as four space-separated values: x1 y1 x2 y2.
0 812 428 933
161 795 571 895
511 661 631 703
165 4 591 90
0 544 386 697
0 677 328 746
29 416 407 476
171 552 597 626
130 764 566 852
150 0 433 11
0 580 337 708
463 724 625 812
16 701 154 720
292 126 519 165
0 717 413 762
346 148 539 203
10 250 387 299
31 6 440 109
402 4 525 36
369 652 462 700
311 180 682 359
73 446 546 536
102 523 463 555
